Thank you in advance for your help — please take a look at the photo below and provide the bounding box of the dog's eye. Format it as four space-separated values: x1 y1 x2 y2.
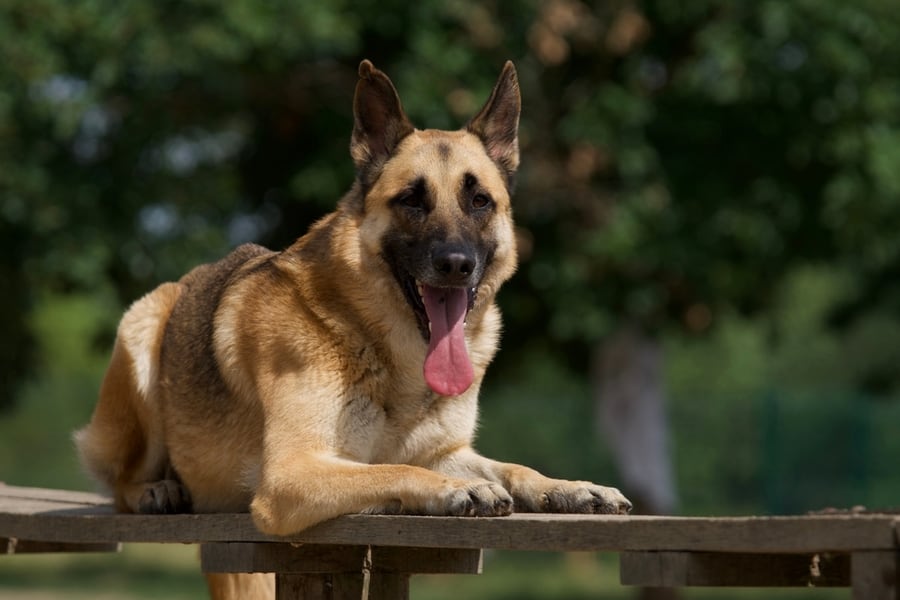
471 193 492 210
393 178 428 211
399 193 425 209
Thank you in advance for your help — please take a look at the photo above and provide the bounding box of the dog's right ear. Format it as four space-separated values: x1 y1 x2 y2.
351 60 415 173
467 61 521 179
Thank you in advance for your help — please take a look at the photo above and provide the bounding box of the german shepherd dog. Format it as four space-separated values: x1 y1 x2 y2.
75 60 631 596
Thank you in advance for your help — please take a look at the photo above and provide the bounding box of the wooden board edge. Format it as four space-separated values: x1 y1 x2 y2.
620 551 850 587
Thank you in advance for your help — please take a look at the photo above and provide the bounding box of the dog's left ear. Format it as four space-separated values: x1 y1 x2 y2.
467 61 521 177
351 60 415 172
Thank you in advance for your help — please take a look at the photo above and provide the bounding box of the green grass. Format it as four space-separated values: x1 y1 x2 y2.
0 545 206 599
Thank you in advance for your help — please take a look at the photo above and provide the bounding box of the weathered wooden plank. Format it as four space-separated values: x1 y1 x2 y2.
1 484 898 554
3 510 896 553
0 483 111 506
0 494 118 520
620 551 850 587
851 551 899 600
201 543 482 575
4 537 120 555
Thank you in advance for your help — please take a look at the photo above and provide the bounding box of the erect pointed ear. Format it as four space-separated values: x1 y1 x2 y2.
351 60 415 173
466 61 521 177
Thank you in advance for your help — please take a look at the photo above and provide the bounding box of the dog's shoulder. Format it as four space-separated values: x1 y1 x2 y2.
162 243 276 366
178 243 275 293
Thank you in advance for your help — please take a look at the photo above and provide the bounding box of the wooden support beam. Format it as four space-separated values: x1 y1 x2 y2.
851 551 899 600
203 543 370 574
200 542 482 575
620 551 850 587
3 537 120 555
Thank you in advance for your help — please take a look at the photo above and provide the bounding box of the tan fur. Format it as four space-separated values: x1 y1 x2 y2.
75 61 630 600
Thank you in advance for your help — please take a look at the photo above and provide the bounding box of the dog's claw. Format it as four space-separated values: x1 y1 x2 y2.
438 480 512 518
541 482 631 515
137 479 191 514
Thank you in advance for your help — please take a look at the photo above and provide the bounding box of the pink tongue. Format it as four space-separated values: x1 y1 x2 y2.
422 286 474 396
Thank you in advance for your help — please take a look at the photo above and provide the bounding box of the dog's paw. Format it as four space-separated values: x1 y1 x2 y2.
137 479 192 514
540 481 632 515
430 480 513 518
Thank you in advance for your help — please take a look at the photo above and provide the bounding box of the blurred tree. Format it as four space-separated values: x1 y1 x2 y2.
492 0 900 515
512 0 900 341
0 1 365 408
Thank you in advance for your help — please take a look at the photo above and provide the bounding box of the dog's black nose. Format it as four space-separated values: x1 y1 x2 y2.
432 244 476 283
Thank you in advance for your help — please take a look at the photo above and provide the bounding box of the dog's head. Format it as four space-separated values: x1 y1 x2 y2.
348 60 520 397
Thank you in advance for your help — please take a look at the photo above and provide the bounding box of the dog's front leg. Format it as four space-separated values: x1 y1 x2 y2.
427 447 632 515
249 453 512 536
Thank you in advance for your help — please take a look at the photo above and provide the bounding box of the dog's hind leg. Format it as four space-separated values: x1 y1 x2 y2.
74 282 191 514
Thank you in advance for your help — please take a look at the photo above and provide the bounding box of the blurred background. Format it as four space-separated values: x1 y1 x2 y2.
1 0 898 598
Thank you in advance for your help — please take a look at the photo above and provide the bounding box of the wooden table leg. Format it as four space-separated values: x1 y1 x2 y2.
367 572 409 599
274 572 409 600
851 551 898 600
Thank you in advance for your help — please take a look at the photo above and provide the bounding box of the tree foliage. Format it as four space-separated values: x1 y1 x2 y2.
2 0 899 408
508 1 900 348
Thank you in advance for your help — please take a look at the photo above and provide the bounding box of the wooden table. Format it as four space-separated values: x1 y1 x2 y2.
1 483 897 599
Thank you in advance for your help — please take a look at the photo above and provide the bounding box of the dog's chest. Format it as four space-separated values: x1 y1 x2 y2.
334 387 456 465
330 337 478 464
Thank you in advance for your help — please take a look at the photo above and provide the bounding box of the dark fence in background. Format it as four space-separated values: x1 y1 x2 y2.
671 388 899 516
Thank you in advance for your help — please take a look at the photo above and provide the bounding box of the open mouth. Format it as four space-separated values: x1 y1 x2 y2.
397 271 478 396
400 273 477 341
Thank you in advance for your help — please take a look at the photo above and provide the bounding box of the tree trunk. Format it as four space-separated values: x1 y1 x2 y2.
591 325 678 600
